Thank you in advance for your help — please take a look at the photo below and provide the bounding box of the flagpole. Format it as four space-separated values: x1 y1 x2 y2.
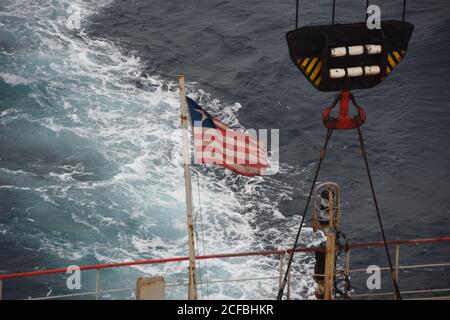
178 74 198 300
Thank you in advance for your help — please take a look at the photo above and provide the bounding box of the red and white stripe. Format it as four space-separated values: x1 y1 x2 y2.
193 118 268 176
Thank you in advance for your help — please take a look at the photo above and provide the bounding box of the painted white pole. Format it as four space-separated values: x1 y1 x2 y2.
178 74 198 300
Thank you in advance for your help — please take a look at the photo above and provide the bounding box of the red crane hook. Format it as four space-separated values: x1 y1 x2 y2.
322 91 366 129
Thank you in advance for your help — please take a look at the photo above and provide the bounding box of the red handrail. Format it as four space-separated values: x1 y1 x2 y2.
1 236 449 281
348 236 450 248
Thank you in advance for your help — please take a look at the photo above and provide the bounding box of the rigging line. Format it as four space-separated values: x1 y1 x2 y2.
356 127 402 300
332 0 336 25
365 0 369 21
402 0 407 22
277 128 334 300
295 0 299 29
195 171 210 299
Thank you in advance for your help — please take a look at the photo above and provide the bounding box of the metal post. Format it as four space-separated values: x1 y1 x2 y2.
178 74 198 300
287 264 292 300
95 269 100 300
395 245 400 280
345 249 351 294
324 232 336 300
0 280 3 300
278 252 285 291
345 250 350 276
394 244 400 299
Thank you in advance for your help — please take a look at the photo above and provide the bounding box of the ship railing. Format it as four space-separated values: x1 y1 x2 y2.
0 236 449 300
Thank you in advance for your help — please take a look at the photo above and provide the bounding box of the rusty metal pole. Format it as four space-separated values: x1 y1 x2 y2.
178 75 198 300
324 190 337 300
324 232 336 300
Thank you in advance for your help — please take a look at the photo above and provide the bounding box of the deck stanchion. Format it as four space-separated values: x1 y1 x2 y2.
345 250 351 276
287 264 292 300
395 245 400 280
345 248 351 291
324 232 337 300
95 269 100 300
278 252 285 291
394 245 400 299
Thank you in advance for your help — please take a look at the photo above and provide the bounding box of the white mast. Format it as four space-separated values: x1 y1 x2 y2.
178 74 198 300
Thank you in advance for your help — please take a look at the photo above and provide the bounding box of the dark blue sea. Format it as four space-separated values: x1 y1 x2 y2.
0 0 449 299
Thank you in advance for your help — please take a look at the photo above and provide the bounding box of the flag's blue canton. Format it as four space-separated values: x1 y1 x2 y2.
187 97 216 128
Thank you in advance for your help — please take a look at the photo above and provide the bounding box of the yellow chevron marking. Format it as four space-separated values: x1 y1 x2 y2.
306 57 318 74
310 60 322 81
393 51 402 61
301 58 310 69
314 75 322 87
388 54 397 68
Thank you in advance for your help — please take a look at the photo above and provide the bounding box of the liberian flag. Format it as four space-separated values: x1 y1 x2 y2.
186 97 268 176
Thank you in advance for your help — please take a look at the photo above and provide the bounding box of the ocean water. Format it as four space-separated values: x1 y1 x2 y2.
0 0 449 299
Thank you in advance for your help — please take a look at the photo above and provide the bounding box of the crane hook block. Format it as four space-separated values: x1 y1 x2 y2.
286 21 414 92
322 91 366 129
